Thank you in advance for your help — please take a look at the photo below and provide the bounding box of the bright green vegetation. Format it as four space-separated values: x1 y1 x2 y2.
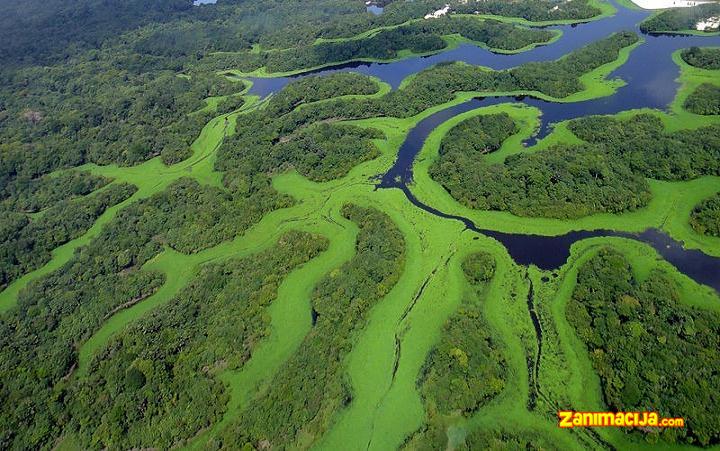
414 252 508 446
681 46 720 70
218 205 406 448
690 193 720 236
0 183 136 289
206 17 558 74
3 4 720 449
0 68 245 194
640 3 720 35
70 231 327 449
430 112 651 219
567 248 720 446
0 174 286 448
684 83 720 115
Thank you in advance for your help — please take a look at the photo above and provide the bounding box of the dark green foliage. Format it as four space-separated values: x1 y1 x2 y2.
684 83 720 115
0 0 192 65
431 119 651 218
690 193 720 236
70 231 328 449
321 0 601 40
1 170 110 213
0 68 243 198
440 113 519 157
681 47 720 70
569 114 720 180
277 123 383 182
217 77 386 184
0 178 285 449
219 204 406 448
451 0 601 23
462 428 557 450
0 183 136 289
215 95 247 115
207 17 556 74
419 252 505 416
264 73 381 116
567 248 720 445
462 251 497 284
640 3 720 34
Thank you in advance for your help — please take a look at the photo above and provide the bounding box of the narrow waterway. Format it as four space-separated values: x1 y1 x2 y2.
242 1 720 291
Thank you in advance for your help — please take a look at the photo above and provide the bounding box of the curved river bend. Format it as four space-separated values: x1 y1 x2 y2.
243 1 720 291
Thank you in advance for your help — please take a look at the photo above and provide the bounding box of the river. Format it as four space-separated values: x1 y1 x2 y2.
242 1 720 291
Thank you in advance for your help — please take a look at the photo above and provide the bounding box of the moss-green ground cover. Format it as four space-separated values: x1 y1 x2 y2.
4 22 719 450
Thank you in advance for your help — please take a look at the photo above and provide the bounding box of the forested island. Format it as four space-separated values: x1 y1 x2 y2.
1 0 719 450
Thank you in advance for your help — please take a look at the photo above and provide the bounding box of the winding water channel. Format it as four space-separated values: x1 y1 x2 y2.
245 1 720 291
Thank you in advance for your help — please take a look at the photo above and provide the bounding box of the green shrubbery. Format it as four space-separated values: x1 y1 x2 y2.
0 183 136 289
0 177 286 449
219 204 406 448
569 114 720 180
71 231 328 449
681 47 720 70
430 113 651 218
690 193 720 236
567 248 720 445
413 252 507 448
684 83 720 115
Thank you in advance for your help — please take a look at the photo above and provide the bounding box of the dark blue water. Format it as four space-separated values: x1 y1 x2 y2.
238 1 720 290
246 1 648 96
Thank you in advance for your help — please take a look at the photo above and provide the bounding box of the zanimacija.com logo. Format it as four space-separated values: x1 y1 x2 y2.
558 411 685 428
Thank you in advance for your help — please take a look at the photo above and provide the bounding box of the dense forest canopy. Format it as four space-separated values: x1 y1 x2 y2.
684 83 720 115
681 46 720 70
690 193 720 237
72 231 328 449
567 248 720 445
1 0 719 449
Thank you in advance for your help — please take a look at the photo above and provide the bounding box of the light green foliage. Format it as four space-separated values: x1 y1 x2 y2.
218 204 406 449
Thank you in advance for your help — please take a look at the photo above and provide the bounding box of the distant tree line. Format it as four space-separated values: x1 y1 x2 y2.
640 3 720 34
205 17 557 74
